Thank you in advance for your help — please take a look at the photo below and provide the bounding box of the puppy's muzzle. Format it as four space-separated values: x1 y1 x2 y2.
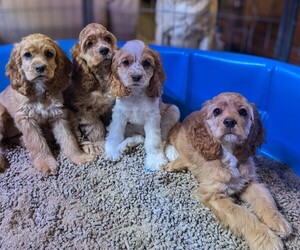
223 118 237 128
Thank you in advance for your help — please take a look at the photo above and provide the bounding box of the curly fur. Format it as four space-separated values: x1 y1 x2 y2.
0 33 92 175
110 51 131 98
187 110 222 160
6 34 71 97
166 92 291 250
145 47 165 98
63 23 118 155
233 103 265 160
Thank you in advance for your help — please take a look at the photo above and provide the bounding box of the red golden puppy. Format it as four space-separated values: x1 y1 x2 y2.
166 92 291 250
0 33 92 175
64 23 118 155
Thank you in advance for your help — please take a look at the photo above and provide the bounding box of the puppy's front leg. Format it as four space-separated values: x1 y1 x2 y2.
52 117 93 164
104 111 127 161
16 115 58 175
144 116 168 171
202 193 283 250
240 182 292 238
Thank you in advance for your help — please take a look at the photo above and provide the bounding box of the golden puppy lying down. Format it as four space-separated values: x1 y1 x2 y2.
166 92 291 250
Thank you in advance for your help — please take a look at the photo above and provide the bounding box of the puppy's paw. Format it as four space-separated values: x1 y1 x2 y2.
165 144 179 162
249 227 283 250
164 157 186 172
0 156 8 172
70 153 94 165
269 213 292 238
103 149 122 162
122 135 144 148
164 162 177 172
33 156 58 176
81 141 104 156
145 152 168 171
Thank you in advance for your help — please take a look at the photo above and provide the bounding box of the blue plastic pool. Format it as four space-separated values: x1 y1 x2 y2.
1 40 300 176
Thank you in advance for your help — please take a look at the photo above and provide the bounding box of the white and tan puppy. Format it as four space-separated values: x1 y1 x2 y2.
104 40 180 171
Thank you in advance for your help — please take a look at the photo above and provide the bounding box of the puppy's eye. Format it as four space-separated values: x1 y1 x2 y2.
45 51 53 58
142 60 151 68
105 36 112 44
213 108 222 116
239 108 248 116
86 41 93 48
23 52 32 58
122 59 130 67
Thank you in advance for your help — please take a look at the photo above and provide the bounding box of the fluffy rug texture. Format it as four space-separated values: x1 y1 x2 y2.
0 145 299 249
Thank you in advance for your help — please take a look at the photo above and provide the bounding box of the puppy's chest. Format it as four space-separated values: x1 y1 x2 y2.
117 97 160 124
221 148 253 194
79 89 114 113
20 98 64 121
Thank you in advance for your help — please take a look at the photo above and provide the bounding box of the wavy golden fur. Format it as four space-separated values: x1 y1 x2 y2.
166 92 291 250
6 34 71 97
63 23 118 155
0 33 92 175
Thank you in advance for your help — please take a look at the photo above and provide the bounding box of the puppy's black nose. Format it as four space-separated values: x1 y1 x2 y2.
35 65 46 73
223 118 237 128
132 75 142 82
99 47 109 56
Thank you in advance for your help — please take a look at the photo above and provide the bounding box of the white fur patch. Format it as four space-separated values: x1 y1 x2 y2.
122 40 145 58
35 80 46 95
222 146 239 178
223 134 238 143
165 144 179 162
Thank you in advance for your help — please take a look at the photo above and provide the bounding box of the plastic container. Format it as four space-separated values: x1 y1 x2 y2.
0 40 299 176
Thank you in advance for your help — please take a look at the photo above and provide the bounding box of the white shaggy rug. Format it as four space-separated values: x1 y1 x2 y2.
0 145 300 249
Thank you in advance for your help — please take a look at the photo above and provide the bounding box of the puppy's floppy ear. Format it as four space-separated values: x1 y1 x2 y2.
51 40 72 93
71 42 96 92
146 49 165 98
109 33 118 54
187 104 222 160
110 53 131 98
5 43 33 96
234 103 265 160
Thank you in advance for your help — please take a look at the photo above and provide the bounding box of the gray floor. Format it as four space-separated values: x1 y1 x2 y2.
0 145 299 249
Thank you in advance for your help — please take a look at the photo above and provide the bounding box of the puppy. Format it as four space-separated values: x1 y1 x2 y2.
0 33 92 175
104 40 180 171
63 23 118 155
166 92 291 249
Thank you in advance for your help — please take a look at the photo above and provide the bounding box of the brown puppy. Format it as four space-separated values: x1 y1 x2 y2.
0 33 92 175
166 92 291 250
64 23 118 155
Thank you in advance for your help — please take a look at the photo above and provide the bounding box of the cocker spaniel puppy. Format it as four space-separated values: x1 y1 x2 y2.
166 92 291 249
104 40 180 171
63 23 118 155
0 33 93 175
